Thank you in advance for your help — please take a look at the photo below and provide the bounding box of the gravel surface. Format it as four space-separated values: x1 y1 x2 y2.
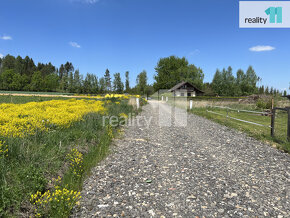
72 100 290 217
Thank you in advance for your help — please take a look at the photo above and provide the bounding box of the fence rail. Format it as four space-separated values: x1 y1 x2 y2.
152 92 290 142
206 105 290 141
210 105 271 115
206 106 272 128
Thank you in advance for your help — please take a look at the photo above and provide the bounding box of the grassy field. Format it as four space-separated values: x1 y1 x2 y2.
0 95 143 217
0 95 70 104
191 106 290 152
0 90 74 96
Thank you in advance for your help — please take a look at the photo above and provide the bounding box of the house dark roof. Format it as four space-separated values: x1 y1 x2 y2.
168 81 204 93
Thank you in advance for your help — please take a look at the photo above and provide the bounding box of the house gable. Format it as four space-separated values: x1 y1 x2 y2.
168 81 204 94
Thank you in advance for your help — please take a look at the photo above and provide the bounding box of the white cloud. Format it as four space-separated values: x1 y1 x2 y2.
0 53 4 58
249 45 275 52
0 35 12 40
69 41 81 48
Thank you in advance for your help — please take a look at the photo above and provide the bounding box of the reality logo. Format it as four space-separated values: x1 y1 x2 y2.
265 7 282 23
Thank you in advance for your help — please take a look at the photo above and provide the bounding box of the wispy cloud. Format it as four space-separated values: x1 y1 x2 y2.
189 49 200 56
69 41 81 48
71 0 99 4
0 35 12 40
0 53 4 58
249 45 275 52
84 0 99 3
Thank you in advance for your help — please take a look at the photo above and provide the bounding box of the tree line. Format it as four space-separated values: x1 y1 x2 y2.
0 54 285 96
0 55 149 95
205 66 285 96
153 56 285 97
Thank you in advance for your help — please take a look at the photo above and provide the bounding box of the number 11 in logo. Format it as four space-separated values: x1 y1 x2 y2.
265 7 282 23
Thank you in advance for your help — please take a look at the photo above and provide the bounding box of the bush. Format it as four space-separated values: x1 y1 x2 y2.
256 98 272 110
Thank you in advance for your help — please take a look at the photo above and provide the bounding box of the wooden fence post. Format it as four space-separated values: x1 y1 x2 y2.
158 90 160 101
287 107 290 141
174 91 176 105
271 108 276 137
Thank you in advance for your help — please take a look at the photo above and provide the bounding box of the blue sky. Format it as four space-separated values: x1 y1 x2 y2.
0 0 289 92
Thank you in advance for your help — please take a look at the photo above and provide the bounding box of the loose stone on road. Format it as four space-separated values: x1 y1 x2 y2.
72 100 290 217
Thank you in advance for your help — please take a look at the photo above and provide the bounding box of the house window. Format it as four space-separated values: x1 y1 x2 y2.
181 93 184 96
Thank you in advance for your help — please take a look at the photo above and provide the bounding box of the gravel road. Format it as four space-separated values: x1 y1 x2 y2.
72 100 290 217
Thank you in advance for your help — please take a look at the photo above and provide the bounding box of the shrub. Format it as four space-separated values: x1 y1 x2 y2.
256 98 272 109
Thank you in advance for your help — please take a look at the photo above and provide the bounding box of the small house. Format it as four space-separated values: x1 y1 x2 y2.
168 81 204 97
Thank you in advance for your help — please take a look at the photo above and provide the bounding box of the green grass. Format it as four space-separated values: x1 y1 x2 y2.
0 98 137 217
0 95 111 104
191 107 290 152
0 95 71 104
0 90 74 96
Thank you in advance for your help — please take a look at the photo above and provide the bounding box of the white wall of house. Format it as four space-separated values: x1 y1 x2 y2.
173 90 196 97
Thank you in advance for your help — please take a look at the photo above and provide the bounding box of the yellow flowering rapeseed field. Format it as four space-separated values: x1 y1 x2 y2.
0 99 106 137
0 94 143 217
74 94 139 99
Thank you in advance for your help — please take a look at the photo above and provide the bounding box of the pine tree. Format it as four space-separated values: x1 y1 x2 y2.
15 56 24 75
68 71 74 93
59 64 65 79
83 74 91 94
270 87 274 95
125 71 130 92
235 69 245 96
104 69 111 92
99 77 106 94
244 66 258 94
92 75 99 93
211 69 222 95
73 69 82 94
113 73 124 93
2 55 16 72
265 86 270 95
136 70 147 95
259 85 265 94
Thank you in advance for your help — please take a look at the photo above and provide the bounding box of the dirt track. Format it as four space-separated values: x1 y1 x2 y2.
72 100 290 217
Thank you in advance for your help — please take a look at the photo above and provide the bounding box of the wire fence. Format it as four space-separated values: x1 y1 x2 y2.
150 91 290 143
206 105 272 128
205 105 289 142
